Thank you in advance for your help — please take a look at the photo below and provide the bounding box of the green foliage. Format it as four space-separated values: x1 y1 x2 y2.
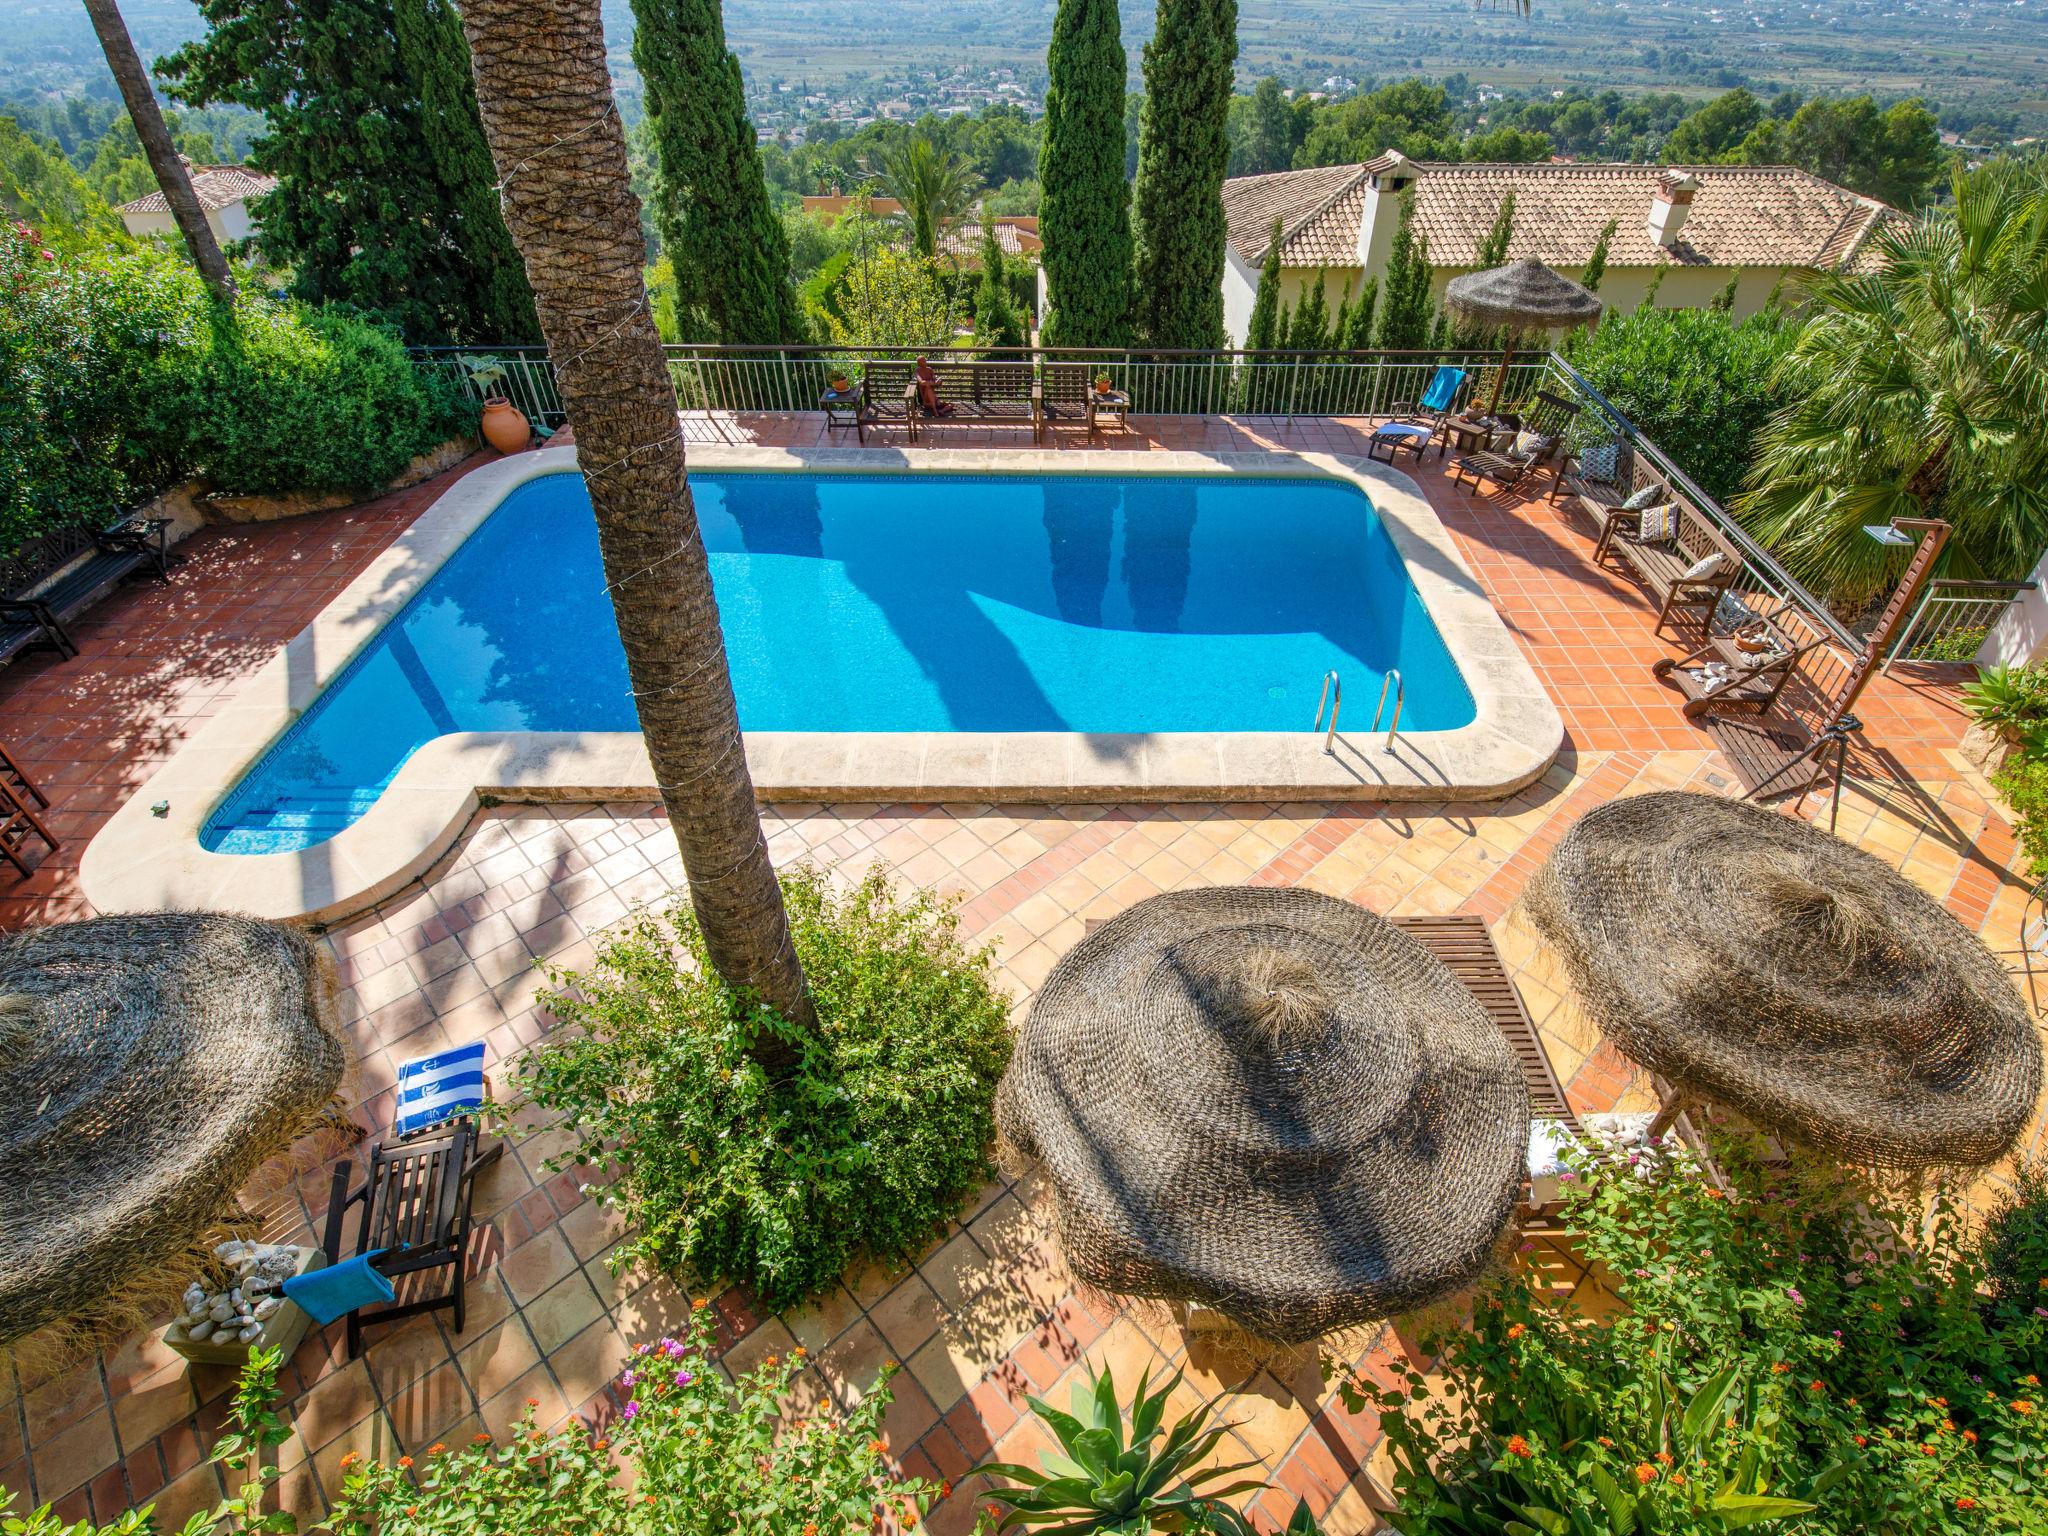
1039 0 1131 349
1229 76 1309 175
1979 1159 2048 1374
974 224 1025 351
1243 217 1284 353
1583 218 1617 293
1565 304 1797 506
390 0 537 343
825 245 962 351
1994 754 2048 886
0 115 127 252
1287 268 1330 351
1373 196 1437 350
160 0 535 344
1666 88 1769 161
871 132 977 260
976 1365 1273 1536
0 226 469 551
1664 88 1947 208
329 1306 931 1535
1353 1136 2048 1535
1130 0 1237 350
635 0 805 344
516 866 1012 1310
1477 191 1517 268
1299 79 1458 167
1737 160 2048 606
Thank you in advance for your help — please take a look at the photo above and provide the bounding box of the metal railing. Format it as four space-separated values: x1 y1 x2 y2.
1538 354 1868 717
1882 578 2035 670
415 343 1546 427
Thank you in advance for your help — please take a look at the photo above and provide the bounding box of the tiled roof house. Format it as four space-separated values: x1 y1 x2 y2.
1218 150 1900 345
115 163 277 246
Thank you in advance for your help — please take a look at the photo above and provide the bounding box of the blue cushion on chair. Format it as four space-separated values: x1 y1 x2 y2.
283 1252 395 1325
395 1042 487 1138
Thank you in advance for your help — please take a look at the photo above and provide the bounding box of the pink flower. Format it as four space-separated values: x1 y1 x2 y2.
621 1370 637 1388
622 1401 639 1420
675 1369 693 1387
662 1339 687 1359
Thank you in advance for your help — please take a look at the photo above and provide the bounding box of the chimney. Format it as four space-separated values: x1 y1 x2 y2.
1647 170 1698 248
1353 148 1424 273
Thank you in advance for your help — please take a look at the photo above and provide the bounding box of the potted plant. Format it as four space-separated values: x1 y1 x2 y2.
827 362 861 397
1094 371 1115 395
459 354 533 454
1961 664 2048 777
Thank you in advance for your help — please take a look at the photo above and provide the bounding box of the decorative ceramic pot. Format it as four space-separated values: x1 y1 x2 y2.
481 397 532 455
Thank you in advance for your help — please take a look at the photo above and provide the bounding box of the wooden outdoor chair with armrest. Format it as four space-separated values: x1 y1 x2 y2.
856 362 920 442
1599 503 1747 638
1039 363 1101 439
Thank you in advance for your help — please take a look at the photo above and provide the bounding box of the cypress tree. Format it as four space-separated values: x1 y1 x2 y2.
1130 0 1238 351
634 0 805 344
1373 196 1436 349
1287 267 1329 350
1476 190 1516 268
1582 217 1617 292
974 225 1026 351
163 0 527 342
393 0 537 340
1242 218 1284 352
1709 272 1740 312
1040 0 1132 348
1341 277 1378 350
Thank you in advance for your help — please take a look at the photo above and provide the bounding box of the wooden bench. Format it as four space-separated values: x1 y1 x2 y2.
1 517 172 664
912 360 1043 440
1597 501 1747 637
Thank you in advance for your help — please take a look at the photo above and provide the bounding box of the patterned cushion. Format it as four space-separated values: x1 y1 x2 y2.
1579 441 1620 483
1622 483 1665 511
1680 551 1729 583
1637 505 1678 542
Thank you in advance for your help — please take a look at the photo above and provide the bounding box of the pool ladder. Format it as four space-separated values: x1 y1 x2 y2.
1313 669 1403 755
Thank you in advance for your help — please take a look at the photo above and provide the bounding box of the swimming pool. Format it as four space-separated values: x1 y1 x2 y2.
202 469 1476 854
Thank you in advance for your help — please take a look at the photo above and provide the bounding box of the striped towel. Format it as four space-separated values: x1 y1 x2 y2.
394 1042 487 1138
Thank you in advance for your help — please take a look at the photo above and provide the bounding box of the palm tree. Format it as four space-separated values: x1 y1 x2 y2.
456 0 814 1054
80 0 235 301
870 133 978 260
1738 161 2048 607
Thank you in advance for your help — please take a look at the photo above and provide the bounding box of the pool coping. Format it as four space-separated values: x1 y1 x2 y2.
80 445 1563 925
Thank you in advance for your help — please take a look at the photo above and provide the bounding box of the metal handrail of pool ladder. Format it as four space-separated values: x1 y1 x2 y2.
1373 670 1404 754
1314 671 1341 754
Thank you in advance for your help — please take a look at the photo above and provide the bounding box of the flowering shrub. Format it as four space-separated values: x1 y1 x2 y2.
1349 1135 2048 1534
328 1305 929 1535
518 865 1013 1310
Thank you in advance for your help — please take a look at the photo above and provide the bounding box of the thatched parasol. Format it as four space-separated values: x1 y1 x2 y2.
999 887 1530 1342
0 913 346 1363
1524 792 2042 1169
1445 257 1604 414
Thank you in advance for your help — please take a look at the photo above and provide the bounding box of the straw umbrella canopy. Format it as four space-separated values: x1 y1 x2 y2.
999 887 1530 1342
1524 792 2042 1169
1445 257 1604 415
0 913 346 1360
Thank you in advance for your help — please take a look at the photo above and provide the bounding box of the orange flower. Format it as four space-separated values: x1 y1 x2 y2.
1770 1362 1790 1375
428 1443 446 1455
1505 1435 1532 1458
1655 1451 1674 1466
1958 1497 1979 1511
870 1438 888 1455
398 1456 413 1469
941 1481 954 1499
1597 1436 1614 1448
1634 1463 1657 1485
1506 1323 1526 1340
793 1346 808 1358
804 1526 819 1536
2014 1400 2036 1416
338 1452 361 1471
691 1298 710 1311
1964 1429 1978 1445
527 1396 541 1407
1942 1419 1955 1433
1702 1188 1723 1199
1920 1444 1936 1456
2027 1375 2042 1387
1670 1473 1686 1488
472 1432 492 1445
1809 1381 1825 1393
765 1355 780 1368
1854 1436 1868 1447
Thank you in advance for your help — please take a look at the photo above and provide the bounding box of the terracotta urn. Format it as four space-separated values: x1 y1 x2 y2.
481 397 532 455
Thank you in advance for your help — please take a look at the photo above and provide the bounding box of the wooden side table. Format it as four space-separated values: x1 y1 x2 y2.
819 384 861 440
1090 388 1131 434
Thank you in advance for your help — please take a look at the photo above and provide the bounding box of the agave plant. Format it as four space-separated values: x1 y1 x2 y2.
975 1364 1293 1535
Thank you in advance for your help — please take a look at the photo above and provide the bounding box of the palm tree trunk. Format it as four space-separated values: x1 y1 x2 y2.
456 0 814 1055
81 0 235 303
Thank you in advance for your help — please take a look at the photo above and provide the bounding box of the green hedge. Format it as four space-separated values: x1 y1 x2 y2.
1564 303 1797 507
1 223 474 555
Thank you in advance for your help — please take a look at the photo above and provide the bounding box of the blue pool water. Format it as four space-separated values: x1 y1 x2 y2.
203 471 1475 853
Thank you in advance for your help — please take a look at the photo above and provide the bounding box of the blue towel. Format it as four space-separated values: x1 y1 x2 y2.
283 1251 394 1325
395 1042 487 1138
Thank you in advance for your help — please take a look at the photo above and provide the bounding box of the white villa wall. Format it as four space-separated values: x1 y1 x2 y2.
1222 245 1260 348
119 201 255 246
1978 547 2048 669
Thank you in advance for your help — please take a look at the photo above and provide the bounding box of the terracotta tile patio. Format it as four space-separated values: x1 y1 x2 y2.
2 414 2042 1533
